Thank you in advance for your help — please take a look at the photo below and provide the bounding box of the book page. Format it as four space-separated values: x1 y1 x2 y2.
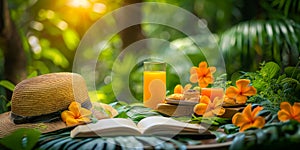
71 118 141 137
137 116 208 135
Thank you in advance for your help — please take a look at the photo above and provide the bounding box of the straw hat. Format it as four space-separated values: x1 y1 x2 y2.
0 72 116 138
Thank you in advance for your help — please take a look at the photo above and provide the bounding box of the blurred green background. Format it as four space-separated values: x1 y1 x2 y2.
0 0 299 113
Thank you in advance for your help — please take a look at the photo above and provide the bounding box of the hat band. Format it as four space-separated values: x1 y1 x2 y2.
11 99 92 124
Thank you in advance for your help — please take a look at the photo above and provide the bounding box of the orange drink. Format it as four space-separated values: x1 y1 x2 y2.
143 62 166 109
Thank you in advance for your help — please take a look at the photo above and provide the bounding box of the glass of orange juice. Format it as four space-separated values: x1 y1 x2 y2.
143 61 166 109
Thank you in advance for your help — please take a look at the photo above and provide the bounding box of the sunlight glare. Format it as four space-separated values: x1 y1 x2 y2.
28 36 42 54
57 21 68 30
68 0 91 8
93 3 106 14
46 10 55 19
30 21 44 31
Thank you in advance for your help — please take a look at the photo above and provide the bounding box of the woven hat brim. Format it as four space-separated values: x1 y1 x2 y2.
0 112 69 138
0 102 117 138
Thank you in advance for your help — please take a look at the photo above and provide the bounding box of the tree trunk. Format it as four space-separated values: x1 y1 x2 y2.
0 0 27 100
119 0 146 51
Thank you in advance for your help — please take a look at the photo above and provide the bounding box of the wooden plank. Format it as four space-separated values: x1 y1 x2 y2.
156 103 244 118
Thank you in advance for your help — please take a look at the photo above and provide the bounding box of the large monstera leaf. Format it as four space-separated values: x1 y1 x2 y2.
219 19 300 77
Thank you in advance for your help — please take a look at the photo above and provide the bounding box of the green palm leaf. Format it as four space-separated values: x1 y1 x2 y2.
271 0 300 16
34 133 189 150
228 120 300 150
114 136 144 150
219 19 300 77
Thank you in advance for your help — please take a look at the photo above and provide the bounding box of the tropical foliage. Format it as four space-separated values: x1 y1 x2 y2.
0 0 300 149
223 120 300 150
219 0 300 77
241 61 300 114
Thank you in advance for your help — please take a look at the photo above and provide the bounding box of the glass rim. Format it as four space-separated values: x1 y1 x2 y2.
144 61 166 71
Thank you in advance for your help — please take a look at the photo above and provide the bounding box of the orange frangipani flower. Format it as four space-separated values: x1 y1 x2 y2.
232 104 265 132
225 79 257 104
278 102 300 122
174 84 192 94
193 95 225 117
190 61 216 88
61 101 92 126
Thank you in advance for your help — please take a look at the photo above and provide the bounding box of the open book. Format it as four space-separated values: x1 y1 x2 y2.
70 116 211 138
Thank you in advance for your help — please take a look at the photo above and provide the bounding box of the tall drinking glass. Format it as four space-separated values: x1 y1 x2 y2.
143 61 166 109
